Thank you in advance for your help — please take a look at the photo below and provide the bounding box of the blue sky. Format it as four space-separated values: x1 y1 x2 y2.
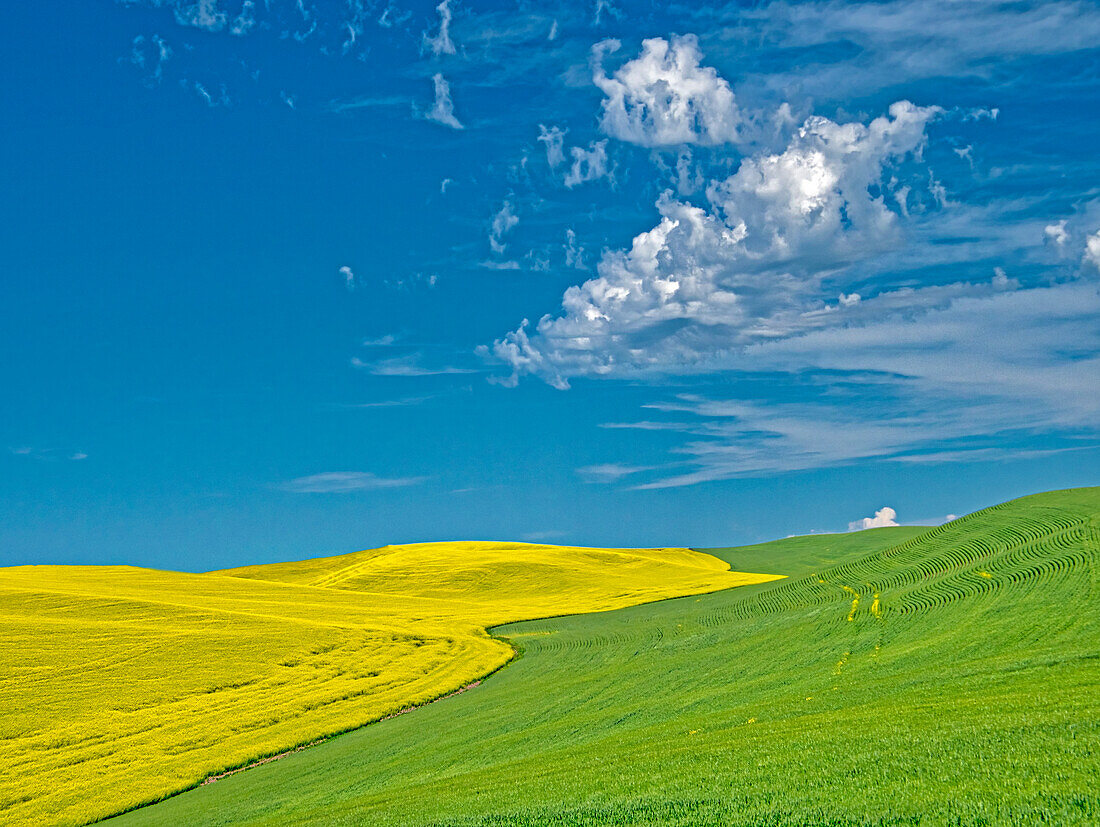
3 0 1098 570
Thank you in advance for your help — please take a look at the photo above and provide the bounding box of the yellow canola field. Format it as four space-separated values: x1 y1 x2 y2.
0 542 781 826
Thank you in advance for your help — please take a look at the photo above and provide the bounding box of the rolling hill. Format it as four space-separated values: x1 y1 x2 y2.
104 487 1100 826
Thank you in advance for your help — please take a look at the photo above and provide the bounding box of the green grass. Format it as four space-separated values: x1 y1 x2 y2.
105 487 1100 826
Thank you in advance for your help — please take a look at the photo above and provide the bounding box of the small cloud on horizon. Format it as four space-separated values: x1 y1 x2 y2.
848 506 900 532
848 507 962 532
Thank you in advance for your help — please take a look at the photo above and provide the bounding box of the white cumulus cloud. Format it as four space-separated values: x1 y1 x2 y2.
1085 230 1100 269
486 101 940 388
849 506 900 531
1044 220 1069 246
593 35 741 147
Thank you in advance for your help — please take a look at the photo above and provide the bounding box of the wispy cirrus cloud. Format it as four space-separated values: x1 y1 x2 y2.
280 471 427 493
128 34 172 85
109 0 1100 499
338 395 439 409
577 463 661 482
699 0 1100 99
9 447 88 462
338 265 356 290
229 0 256 36
185 79 230 107
327 95 414 114
422 0 456 56
173 0 227 32
426 73 463 129
478 259 521 271
591 277 1100 488
478 19 1100 488
351 353 479 377
537 125 612 189
488 199 519 254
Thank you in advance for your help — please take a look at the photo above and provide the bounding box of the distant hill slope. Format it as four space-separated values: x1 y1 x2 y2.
216 541 757 616
0 544 769 827
702 524 927 575
107 487 1100 826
